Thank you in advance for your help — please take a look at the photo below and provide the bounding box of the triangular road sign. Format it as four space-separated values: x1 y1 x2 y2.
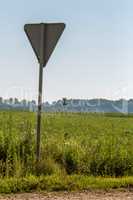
24 23 65 67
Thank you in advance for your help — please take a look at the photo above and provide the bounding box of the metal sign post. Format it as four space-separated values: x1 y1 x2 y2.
36 24 44 162
36 63 43 162
24 23 65 164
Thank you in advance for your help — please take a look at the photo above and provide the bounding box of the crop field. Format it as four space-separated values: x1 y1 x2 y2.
0 111 133 193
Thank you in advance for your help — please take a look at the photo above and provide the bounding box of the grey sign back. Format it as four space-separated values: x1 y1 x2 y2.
24 23 65 67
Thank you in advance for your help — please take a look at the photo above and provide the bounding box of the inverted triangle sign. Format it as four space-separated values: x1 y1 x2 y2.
24 23 65 67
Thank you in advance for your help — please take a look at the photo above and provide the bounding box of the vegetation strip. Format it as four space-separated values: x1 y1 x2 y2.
0 175 133 193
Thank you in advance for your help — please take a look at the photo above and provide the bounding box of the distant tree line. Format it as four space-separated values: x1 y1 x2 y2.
0 97 133 113
0 97 36 106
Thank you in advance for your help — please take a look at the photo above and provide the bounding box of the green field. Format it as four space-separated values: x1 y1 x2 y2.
0 111 133 192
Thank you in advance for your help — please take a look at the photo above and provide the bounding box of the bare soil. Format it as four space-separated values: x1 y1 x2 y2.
0 191 133 200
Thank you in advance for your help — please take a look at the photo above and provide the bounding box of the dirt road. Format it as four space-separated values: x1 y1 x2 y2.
0 191 133 200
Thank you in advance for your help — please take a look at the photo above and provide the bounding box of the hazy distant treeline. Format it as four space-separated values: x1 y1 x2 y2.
0 97 133 113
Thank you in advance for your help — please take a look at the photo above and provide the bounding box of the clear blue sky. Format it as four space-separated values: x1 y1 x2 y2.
0 0 132 102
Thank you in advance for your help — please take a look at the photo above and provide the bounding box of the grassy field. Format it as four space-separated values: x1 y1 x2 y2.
0 111 133 192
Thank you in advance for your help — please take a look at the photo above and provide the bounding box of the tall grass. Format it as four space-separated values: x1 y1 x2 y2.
0 111 133 177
